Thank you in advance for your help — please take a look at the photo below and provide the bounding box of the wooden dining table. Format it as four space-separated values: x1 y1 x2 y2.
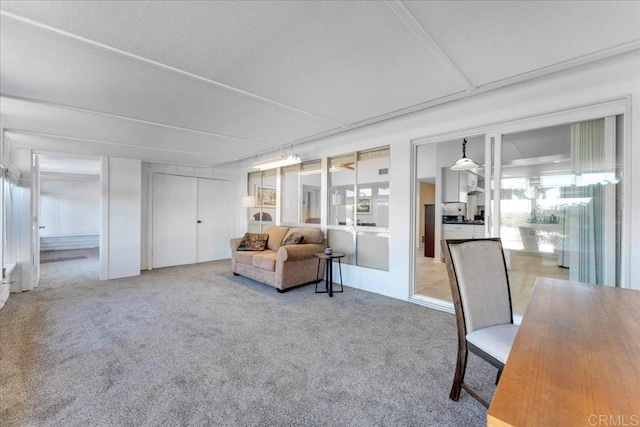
487 277 640 427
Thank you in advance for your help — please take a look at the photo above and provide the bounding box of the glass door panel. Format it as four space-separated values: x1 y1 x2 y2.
498 118 622 315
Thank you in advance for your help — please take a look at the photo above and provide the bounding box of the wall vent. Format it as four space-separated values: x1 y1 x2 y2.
378 168 389 175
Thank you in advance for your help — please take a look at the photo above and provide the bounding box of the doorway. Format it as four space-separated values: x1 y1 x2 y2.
36 154 102 286
413 136 485 306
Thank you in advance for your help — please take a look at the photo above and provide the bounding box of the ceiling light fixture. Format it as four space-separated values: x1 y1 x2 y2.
252 146 302 170
450 138 479 171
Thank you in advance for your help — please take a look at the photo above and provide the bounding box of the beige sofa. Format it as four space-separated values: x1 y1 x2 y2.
230 226 326 292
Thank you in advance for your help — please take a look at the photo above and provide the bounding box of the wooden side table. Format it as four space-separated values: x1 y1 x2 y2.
314 252 345 297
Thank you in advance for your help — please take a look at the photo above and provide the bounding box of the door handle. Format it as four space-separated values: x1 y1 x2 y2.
39 225 46 229
197 220 202 224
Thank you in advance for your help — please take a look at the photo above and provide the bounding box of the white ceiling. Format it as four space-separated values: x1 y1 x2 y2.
1 1 639 167
38 153 101 176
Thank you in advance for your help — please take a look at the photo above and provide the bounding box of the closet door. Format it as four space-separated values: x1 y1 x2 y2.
152 174 197 268
196 178 232 262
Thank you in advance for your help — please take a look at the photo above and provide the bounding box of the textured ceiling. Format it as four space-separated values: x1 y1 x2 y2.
1 1 639 167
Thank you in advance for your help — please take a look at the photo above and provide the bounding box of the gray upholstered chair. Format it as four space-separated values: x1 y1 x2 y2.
441 238 518 408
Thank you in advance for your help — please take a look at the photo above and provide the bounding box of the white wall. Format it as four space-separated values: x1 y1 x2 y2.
40 177 100 237
0 145 34 293
231 50 640 298
104 157 141 280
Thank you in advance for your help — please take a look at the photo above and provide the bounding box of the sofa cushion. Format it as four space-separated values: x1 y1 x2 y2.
234 251 255 266
264 226 290 251
252 252 277 272
285 227 324 245
238 233 268 251
282 233 304 246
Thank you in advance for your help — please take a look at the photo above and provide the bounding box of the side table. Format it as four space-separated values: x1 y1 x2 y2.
314 252 345 297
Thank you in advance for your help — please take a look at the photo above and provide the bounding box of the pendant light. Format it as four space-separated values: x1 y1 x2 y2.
450 138 479 171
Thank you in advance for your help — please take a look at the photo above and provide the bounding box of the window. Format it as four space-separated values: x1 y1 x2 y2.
247 169 276 232
280 165 298 224
299 161 321 224
244 147 390 272
247 160 321 230
328 147 389 270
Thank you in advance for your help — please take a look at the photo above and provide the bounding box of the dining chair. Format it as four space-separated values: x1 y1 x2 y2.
441 238 518 408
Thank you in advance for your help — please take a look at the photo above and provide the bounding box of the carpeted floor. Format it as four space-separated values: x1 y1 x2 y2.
0 253 496 426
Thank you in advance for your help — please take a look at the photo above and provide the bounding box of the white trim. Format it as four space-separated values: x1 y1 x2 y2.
146 171 153 271
478 40 640 94
409 143 418 300
384 0 474 92
409 295 455 314
492 133 502 238
7 129 236 161
621 98 632 289
146 170 232 183
484 134 492 236
99 157 109 280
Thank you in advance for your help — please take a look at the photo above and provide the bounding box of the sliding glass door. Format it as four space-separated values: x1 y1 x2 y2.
496 116 622 314
412 112 625 317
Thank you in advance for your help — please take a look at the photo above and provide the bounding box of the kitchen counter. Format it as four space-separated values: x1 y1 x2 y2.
442 220 484 225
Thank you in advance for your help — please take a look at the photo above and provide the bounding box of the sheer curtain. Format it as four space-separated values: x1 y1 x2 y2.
567 117 616 285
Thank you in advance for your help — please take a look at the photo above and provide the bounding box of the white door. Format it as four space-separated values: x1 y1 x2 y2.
196 178 232 262
31 154 41 288
152 174 197 268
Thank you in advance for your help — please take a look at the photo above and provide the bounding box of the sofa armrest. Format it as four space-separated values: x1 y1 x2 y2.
276 244 326 262
230 237 244 253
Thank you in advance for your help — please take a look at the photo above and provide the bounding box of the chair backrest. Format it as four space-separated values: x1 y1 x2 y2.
441 238 513 335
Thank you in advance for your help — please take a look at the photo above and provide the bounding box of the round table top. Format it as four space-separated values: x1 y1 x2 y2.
314 251 346 259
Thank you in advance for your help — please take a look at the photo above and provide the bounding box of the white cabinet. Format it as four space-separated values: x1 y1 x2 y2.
473 224 486 238
443 224 486 240
467 173 478 192
443 168 468 203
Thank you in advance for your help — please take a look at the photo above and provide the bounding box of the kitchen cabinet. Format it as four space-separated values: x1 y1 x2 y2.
443 168 468 203
443 168 485 203
443 224 486 240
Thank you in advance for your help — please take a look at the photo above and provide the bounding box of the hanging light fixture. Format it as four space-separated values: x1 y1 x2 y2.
450 138 479 171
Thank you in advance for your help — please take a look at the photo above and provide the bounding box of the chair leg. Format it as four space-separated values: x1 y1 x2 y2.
495 367 503 385
450 348 468 401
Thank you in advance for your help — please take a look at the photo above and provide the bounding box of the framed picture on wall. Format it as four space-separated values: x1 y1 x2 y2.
357 196 371 214
255 186 276 207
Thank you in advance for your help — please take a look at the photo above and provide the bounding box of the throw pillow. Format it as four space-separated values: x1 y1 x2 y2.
282 233 304 246
238 233 269 251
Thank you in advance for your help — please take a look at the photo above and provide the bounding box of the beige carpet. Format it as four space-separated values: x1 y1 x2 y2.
1 253 496 426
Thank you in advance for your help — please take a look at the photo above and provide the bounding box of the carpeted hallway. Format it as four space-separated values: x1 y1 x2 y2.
1 257 496 426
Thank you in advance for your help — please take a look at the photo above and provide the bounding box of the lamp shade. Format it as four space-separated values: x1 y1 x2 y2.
450 157 479 171
241 195 255 207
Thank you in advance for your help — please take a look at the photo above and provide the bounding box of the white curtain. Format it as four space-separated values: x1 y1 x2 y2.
567 117 616 285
